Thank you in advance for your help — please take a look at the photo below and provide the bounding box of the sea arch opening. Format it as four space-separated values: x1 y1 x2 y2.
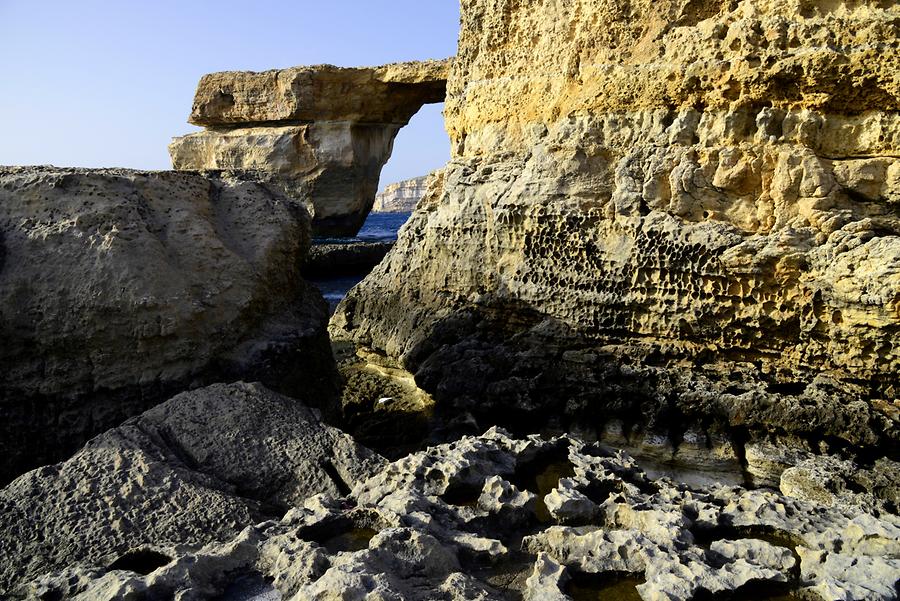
304 99 451 313
363 102 449 238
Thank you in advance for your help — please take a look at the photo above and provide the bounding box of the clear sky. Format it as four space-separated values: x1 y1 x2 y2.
0 1 459 189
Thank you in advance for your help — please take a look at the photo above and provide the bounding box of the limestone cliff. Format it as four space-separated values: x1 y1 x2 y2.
333 1 900 459
373 176 429 212
0 167 336 484
170 60 450 236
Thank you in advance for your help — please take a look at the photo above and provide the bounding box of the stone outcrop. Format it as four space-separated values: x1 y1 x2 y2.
332 1 900 459
19 429 900 600
373 175 429 213
303 241 394 278
170 60 450 236
0 382 384 596
186 61 449 126
0 166 336 484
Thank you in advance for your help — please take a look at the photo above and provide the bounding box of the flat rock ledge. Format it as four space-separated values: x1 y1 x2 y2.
18 428 900 601
187 60 450 127
302 241 395 278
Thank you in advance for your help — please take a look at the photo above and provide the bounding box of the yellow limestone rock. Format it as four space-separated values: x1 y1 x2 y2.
332 1 900 453
170 60 451 236
189 60 449 126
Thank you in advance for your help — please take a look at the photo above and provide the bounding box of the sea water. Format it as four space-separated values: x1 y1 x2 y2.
315 212 411 245
309 212 412 311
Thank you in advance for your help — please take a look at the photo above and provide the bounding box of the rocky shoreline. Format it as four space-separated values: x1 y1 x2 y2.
9 425 899 600
1 0 898 599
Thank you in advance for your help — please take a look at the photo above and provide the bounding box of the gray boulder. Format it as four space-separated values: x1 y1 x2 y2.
0 381 384 595
0 166 338 483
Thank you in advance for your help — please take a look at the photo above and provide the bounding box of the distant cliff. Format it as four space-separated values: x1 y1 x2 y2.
372 176 428 213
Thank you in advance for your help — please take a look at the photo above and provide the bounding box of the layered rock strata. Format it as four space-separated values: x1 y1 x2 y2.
333 1 900 460
170 60 450 236
373 175 429 213
19 429 899 600
0 166 336 483
0 382 384 596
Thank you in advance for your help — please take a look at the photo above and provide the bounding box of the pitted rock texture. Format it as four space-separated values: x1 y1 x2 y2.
171 60 450 236
373 175 429 213
21 429 900 601
332 1 900 455
0 166 336 483
0 382 385 596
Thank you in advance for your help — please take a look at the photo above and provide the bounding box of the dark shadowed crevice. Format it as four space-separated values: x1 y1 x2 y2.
108 549 173 575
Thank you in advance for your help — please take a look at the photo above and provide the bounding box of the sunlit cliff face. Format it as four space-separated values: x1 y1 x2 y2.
333 0 900 452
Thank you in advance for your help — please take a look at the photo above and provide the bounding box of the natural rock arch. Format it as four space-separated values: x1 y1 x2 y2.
170 59 450 236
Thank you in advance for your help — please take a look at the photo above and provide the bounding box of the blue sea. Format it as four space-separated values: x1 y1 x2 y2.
315 212 411 245
310 212 411 311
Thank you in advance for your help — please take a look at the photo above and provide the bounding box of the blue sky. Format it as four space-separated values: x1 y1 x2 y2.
0 1 459 189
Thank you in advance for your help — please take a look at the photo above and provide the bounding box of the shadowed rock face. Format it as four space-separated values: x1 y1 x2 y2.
170 60 451 236
303 242 395 279
0 166 337 484
332 1 900 456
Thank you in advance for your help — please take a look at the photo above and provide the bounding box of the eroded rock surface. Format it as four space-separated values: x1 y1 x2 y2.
0 166 336 483
21 429 899 600
187 61 448 126
332 1 900 458
0 382 384 595
171 60 450 236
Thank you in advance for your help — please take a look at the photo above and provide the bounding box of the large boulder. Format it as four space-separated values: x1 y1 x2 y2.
170 60 451 236
0 381 385 595
0 166 337 483
332 1 900 456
